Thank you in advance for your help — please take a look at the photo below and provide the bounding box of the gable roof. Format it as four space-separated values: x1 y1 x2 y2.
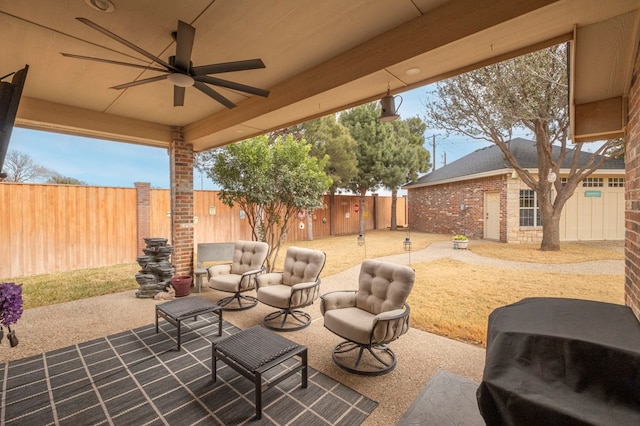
405 138 625 188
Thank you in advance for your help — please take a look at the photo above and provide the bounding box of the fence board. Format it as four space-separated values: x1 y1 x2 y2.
1 184 405 278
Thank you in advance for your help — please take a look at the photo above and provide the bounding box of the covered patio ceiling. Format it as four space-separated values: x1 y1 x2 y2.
2 0 639 152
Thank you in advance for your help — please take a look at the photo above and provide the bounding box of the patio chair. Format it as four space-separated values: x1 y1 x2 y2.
207 240 269 310
320 259 415 375
256 247 326 331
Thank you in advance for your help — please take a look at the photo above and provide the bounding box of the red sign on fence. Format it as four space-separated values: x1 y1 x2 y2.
354 204 359 213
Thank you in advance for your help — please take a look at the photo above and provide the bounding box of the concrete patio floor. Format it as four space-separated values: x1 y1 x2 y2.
4 243 622 424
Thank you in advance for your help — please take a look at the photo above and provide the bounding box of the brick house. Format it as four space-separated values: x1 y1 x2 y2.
404 138 625 243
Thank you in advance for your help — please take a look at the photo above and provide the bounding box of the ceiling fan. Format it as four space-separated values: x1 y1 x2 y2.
62 17 270 108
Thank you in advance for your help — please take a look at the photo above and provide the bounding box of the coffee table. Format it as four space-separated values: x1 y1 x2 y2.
211 325 308 419
155 296 222 350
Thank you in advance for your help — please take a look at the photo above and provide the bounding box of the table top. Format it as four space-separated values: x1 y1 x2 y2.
214 325 302 372
156 296 220 318
477 297 640 425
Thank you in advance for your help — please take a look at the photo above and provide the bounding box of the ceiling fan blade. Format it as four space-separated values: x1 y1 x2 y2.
194 81 236 109
194 76 270 97
174 86 185 107
191 59 266 75
76 17 178 72
174 20 195 71
111 74 168 90
61 53 169 73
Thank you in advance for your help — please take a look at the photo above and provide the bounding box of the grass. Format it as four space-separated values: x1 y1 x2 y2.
4 230 625 347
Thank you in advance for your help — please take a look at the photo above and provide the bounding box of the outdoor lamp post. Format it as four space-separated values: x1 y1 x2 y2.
403 237 412 251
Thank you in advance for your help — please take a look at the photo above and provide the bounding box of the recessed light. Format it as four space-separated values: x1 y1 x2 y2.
405 67 421 76
85 0 115 13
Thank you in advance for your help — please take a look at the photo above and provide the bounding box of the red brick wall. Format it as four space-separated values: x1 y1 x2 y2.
169 127 195 277
625 44 640 320
134 182 151 256
407 175 506 240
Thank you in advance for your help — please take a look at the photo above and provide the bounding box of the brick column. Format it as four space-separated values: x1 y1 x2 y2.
169 126 194 277
134 182 151 256
625 42 640 320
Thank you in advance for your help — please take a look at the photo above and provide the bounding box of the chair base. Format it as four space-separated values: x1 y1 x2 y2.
216 294 258 311
331 340 397 376
263 309 312 332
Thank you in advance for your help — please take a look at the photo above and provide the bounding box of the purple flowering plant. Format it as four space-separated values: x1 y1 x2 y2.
0 282 23 347
0 282 23 326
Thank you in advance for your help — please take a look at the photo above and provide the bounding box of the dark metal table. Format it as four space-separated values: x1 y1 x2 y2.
477 297 640 426
212 325 308 419
155 296 222 350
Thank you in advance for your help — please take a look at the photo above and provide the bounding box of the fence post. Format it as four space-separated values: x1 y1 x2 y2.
134 182 151 256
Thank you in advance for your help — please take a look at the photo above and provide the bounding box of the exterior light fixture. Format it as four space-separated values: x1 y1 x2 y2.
403 237 412 252
85 0 115 12
357 234 365 246
379 86 402 122
167 73 195 87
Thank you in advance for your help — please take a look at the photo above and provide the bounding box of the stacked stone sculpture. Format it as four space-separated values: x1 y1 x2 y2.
135 237 175 298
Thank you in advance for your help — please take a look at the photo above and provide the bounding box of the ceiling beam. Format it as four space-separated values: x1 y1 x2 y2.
16 97 173 147
185 0 560 143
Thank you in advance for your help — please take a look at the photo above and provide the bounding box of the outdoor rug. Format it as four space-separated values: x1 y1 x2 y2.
0 316 377 425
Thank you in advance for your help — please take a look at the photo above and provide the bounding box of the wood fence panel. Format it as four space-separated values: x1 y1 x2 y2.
1 184 405 277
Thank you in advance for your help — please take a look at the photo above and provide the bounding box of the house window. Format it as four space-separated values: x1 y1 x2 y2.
560 177 568 186
520 190 542 227
582 177 603 187
608 177 625 187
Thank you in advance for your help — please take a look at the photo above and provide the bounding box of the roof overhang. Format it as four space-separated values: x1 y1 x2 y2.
1 0 638 151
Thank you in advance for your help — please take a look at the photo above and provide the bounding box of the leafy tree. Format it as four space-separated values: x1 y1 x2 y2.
46 173 87 185
207 135 332 270
423 43 621 251
339 103 392 236
270 115 357 235
2 150 49 182
381 117 430 230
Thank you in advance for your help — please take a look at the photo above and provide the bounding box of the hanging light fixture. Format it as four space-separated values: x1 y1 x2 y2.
379 86 402 122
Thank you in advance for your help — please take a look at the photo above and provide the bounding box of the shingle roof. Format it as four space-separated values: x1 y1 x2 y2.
406 138 624 186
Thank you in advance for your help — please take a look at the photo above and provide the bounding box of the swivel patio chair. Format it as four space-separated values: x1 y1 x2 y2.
256 247 326 331
207 240 269 310
320 259 415 375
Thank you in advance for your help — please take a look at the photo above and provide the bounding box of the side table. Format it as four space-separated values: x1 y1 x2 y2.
156 296 222 350
194 267 208 292
212 325 308 419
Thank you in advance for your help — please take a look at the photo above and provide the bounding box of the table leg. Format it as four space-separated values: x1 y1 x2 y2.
211 349 218 381
155 307 159 333
176 318 182 350
255 371 262 419
217 310 223 336
302 349 308 388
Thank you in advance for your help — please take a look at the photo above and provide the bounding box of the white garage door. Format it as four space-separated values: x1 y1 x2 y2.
559 177 625 241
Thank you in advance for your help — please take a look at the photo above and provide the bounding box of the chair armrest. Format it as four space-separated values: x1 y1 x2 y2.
240 267 264 278
207 263 231 279
320 290 357 314
289 280 321 307
371 303 411 345
255 272 283 288
238 266 265 290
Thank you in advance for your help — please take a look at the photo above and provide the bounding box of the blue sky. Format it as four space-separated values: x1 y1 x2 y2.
8 84 500 190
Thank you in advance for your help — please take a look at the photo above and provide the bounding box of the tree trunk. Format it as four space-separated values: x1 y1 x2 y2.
329 193 336 236
390 189 398 230
358 191 366 237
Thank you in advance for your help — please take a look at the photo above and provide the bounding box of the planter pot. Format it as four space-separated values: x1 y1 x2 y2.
453 240 469 250
171 275 193 297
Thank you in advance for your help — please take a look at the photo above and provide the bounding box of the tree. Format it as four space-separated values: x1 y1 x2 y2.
339 103 392 237
2 150 49 182
207 135 332 270
424 43 621 251
270 115 358 236
46 173 87 185
381 117 430 230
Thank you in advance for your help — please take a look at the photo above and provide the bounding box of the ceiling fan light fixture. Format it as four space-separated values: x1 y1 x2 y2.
85 0 115 12
168 73 194 87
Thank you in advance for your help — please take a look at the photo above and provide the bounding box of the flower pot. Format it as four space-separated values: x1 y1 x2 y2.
453 240 468 250
171 275 193 297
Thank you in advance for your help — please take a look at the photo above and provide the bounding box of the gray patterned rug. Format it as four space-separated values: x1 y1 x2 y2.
1 317 377 425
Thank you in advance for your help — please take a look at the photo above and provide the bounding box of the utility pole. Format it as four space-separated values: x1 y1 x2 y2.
442 151 447 166
431 135 436 171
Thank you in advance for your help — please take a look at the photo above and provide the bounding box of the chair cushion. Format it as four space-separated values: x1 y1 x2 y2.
230 241 269 275
356 259 414 315
256 284 291 309
324 307 375 344
281 247 325 286
209 274 242 292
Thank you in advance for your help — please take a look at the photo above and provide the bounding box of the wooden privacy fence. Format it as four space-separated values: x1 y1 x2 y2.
1 183 406 278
